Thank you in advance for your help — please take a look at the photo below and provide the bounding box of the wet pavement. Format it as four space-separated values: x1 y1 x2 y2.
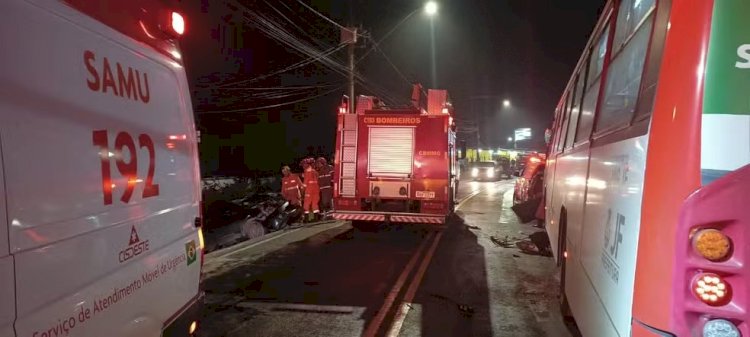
199 179 578 337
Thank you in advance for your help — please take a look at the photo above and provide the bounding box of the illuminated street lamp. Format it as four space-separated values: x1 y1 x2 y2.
425 1 438 16
507 137 513 142
503 99 511 108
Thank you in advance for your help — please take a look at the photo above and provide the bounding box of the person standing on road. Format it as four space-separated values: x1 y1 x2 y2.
281 166 302 207
316 157 333 215
301 158 320 222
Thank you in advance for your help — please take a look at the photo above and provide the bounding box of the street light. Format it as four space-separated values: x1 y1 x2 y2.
508 137 513 142
503 99 511 108
425 1 438 16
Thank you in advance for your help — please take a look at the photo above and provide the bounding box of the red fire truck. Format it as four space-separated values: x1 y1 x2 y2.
331 85 458 225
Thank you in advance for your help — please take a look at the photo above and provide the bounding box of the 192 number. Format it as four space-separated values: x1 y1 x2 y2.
93 130 160 205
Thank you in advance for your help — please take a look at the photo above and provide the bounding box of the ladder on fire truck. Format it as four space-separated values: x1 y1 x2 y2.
338 96 378 197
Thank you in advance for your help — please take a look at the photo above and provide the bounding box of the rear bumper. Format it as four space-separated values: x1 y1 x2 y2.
332 211 445 224
162 292 204 337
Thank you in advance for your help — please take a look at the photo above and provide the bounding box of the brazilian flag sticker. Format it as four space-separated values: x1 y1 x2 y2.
186 241 197 266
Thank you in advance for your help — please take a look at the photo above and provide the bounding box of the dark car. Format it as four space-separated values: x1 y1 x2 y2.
469 161 507 181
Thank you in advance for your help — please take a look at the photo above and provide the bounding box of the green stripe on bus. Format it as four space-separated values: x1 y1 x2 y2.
703 0 750 116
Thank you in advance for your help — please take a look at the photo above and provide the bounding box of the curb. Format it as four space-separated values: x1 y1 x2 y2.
205 219 346 259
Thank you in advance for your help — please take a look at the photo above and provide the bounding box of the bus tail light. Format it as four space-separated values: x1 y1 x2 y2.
691 273 732 306
692 228 732 262
703 319 741 337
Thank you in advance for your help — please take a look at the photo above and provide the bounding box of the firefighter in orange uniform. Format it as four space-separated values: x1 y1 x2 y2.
316 157 333 214
281 166 302 207
302 158 320 222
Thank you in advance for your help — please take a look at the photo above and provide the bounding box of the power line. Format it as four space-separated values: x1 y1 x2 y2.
372 43 412 88
218 0 410 107
264 0 332 50
357 10 418 64
197 85 344 114
295 0 348 31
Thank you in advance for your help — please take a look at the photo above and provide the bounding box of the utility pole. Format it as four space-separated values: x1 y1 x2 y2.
342 27 357 113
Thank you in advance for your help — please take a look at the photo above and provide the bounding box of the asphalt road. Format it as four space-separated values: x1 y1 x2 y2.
199 178 577 337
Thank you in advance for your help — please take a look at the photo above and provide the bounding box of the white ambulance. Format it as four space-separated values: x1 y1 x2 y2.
0 0 204 336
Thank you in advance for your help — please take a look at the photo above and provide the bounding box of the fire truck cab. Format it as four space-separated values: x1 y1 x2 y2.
332 86 458 225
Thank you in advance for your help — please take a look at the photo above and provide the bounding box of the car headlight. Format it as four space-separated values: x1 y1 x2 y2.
486 168 494 177
471 168 479 177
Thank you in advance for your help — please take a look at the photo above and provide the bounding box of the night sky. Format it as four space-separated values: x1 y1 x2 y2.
178 0 606 176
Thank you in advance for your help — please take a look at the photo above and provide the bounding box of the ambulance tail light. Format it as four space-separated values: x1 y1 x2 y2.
198 226 206 275
189 321 198 335
195 203 205 275
170 12 185 36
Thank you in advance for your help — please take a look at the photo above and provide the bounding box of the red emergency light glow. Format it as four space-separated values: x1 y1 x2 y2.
171 12 185 36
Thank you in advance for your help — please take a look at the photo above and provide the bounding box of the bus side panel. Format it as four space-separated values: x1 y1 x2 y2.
576 136 649 337
552 149 590 266
550 148 595 333
1 1 200 336
544 154 562 260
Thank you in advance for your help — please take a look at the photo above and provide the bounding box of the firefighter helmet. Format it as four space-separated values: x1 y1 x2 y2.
317 157 327 166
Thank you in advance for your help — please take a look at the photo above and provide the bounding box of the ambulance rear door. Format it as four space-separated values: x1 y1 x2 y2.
0 139 14 337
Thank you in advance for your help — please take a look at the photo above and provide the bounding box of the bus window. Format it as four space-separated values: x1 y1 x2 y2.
613 0 656 54
587 24 610 86
551 106 563 153
576 80 600 143
565 73 585 149
634 0 671 121
576 23 610 144
556 93 572 153
595 2 656 132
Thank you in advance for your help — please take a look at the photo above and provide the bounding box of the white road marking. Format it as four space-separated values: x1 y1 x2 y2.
362 232 435 337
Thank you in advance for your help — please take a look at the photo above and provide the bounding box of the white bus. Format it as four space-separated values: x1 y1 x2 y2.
545 0 750 336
